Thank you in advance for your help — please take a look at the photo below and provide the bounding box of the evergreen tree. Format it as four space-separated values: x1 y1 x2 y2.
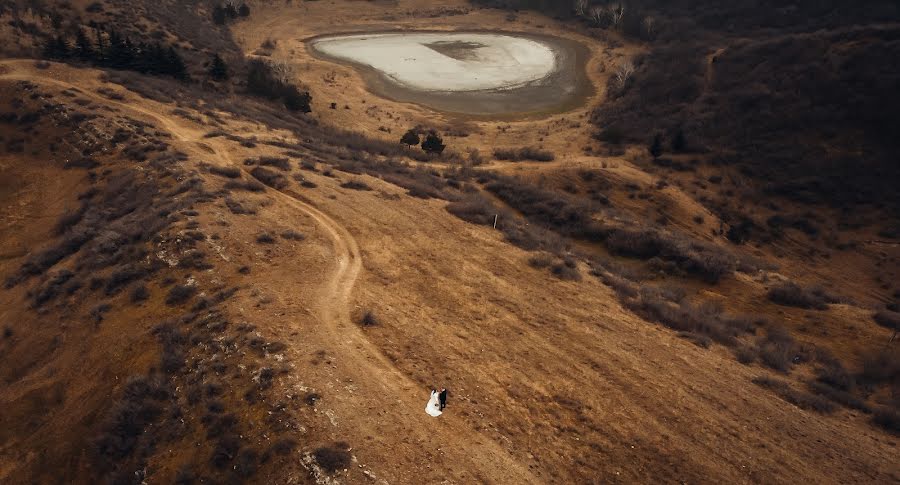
400 129 419 147
209 53 229 81
421 132 446 155
649 133 663 159
43 34 70 59
238 3 250 17
92 24 106 62
165 46 188 80
74 27 93 60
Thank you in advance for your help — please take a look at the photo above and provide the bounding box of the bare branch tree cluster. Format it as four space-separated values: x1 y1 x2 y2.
614 58 635 89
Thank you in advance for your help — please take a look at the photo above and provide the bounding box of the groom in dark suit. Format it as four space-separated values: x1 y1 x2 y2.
438 388 448 411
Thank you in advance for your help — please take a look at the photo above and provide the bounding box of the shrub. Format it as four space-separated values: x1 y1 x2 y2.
340 180 371 191
313 444 352 473
767 282 829 310
224 178 266 192
165 284 197 306
493 147 555 162
256 233 276 244
129 284 150 303
752 376 836 414
872 407 900 435
807 381 870 412
421 132 446 155
859 351 900 385
400 129 420 147
360 311 378 327
256 156 291 171
734 345 757 364
281 230 305 241
209 165 241 178
250 166 288 189
528 254 554 269
757 325 797 373
551 263 581 281
873 310 900 337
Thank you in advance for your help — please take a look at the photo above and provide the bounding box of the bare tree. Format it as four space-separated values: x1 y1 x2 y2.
614 58 635 89
269 60 294 84
574 0 589 17
610 2 626 28
589 6 607 26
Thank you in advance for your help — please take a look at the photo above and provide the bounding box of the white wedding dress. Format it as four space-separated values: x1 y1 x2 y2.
425 390 442 417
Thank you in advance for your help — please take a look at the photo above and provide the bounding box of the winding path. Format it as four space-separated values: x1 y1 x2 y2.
0 60 539 484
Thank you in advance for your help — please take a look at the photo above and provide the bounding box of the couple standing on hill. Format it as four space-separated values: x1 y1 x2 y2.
425 388 448 417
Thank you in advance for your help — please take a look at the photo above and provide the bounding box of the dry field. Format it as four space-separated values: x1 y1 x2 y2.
0 1 898 484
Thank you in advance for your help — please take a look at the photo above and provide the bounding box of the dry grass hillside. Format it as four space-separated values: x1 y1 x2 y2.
0 0 898 484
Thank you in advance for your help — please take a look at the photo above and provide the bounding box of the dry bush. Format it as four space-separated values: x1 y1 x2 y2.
752 376 837 414
251 156 291 171
756 325 798 373
281 230 305 241
249 166 287 189
872 407 900 435
340 180 372 191
313 443 352 473
359 310 378 327
209 165 241 178
604 228 734 283
623 286 757 346
165 284 197 306
767 282 833 310
223 178 266 192
256 233 276 244
493 147 556 162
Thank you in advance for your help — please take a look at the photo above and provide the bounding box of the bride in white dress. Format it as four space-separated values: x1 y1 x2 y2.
425 389 442 417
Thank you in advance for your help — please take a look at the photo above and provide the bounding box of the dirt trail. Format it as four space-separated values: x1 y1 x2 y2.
0 61 539 483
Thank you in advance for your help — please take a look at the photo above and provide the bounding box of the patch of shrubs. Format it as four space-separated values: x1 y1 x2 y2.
249 166 287 189
208 165 241 179
281 230 305 241
872 407 900 435
165 284 197 306
493 147 555 162
622 286 757 346
767 282 836 310
246 59 311 113
250 156 291 171
340 180 372 191
756 325 801 373
752 376 837 414
604 228 734 283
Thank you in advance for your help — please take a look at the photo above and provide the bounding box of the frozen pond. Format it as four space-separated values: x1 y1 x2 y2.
308 31 591 116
